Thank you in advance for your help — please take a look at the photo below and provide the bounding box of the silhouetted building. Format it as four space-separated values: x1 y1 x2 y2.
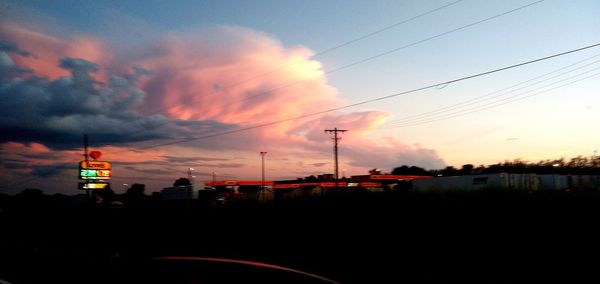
160 185 197 200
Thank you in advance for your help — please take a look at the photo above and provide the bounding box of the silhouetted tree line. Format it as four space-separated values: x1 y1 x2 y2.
0 177 203 212
392 155 600 176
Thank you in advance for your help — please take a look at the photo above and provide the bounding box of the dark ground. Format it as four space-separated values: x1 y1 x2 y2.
1 189 600 283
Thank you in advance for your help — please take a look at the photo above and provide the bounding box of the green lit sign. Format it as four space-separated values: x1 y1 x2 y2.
80 169 112 180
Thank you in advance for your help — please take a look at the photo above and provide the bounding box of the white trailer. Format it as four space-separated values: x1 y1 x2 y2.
412 173 539 191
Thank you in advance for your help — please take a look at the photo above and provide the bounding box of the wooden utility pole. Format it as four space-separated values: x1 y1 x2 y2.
324 128 347 190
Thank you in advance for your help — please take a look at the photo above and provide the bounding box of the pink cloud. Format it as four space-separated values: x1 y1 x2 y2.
0 23 111 80
0 22 446 193
118 27 445 173
133 27 337 126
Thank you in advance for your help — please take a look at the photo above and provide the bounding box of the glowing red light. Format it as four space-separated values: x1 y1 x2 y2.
89 151 102 160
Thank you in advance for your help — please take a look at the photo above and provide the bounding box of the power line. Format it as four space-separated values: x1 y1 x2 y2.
139 0 465 116
384 54 600 126
384 68 600 128
98 0 543 143
313 0 464 57
101 0 467 138
2 42 599 189
131 42 600 150
397 72 600 127
241 0 545 102
5 88 597 192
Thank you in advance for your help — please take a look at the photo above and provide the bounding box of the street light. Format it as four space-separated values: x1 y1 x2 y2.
188 168 195 185
260 152 267 190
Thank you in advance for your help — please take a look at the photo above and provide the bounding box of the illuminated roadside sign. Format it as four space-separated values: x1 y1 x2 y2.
80 161 111 170
79 160 112 180
78 182 110 190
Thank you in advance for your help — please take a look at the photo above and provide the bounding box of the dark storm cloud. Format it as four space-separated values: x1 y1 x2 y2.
122 166 172 175
0 39 32 57
163 156 230 163
30 163 76 177
210 163 244 168
0 40 33 74
1 161 30 169
0 56 235 149
311 162 328 167
0 151 52 168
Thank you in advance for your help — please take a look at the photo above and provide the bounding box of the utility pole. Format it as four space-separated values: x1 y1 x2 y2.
324 128 347 190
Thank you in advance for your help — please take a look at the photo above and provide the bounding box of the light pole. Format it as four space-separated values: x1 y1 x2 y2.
212 172 216 183
188 168 195 186
260 152 267 191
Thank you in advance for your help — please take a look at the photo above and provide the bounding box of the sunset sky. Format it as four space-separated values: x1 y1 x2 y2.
1 0 599 194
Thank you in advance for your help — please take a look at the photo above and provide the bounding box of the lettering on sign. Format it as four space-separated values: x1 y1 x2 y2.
78 182 110 190
80 161 111 170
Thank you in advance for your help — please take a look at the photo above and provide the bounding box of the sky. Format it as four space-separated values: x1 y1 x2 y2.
1 0 599 194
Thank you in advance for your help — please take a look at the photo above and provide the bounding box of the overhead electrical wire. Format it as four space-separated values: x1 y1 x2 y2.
134 0 542 119
120 0 468 135
385 68 600 127
2 42 599 189
139 0 466 116
131 42 600 150
385 70 600 128
311 0 465 57
242 0 545 102
383 54 600 126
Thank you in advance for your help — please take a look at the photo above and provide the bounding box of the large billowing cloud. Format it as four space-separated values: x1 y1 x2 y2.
0 22 445 193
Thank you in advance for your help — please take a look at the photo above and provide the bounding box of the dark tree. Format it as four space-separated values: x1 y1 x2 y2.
473 165 486 175
173 178 192 187
20 188 44 196
391 165 429 175
96 184 116 206
440 166 459 176
127 183 146 196
459 164 474 175
123 183 146 207
304 175 318 181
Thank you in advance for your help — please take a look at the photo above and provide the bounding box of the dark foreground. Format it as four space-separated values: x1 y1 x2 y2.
2 190 600 283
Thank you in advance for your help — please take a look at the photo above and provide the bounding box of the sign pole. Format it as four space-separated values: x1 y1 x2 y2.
83 134 90 202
